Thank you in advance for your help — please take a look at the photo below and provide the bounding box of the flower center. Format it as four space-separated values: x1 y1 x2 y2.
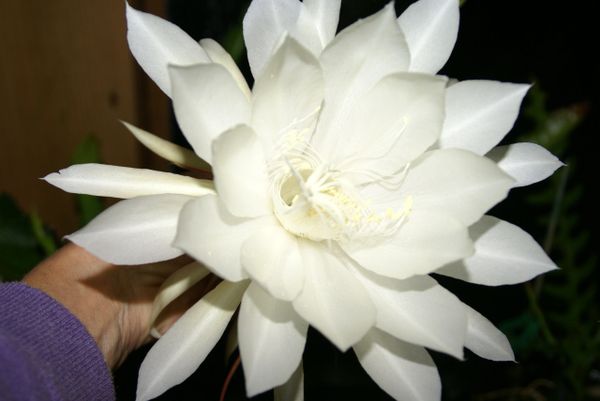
269 131 411 242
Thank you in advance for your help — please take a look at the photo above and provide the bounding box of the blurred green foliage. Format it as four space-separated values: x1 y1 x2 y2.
221 21 245 64
488 85 598 401
0 194 47 281
0 135 104 282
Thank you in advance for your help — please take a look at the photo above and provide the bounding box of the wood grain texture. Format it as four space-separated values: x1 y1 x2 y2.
0 0 169 235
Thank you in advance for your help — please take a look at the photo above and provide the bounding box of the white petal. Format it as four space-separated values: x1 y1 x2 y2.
239 283 308 397
302 0 340 46
314 4 410 153
212 125 271 217
121 121 210 170
438 216 558 285
125 2 209 97
487 142 563 188
243 0 302 78
274 363 304 401
354 329 441 401
292 242 375 351
150 262 210 327
398 0 459 74
464 304 515 361
241 225 304 301
137 281 247 401
173 195 275 282
67 194 191 265
251 36 323 151
332 73 447 178
439 80 530 155
399 149 514 226
343 211 473 280
199 38 252 100
292 7 325 58
43 163 214 199
292 0 341 56
352 269 467 358
169 63 251 164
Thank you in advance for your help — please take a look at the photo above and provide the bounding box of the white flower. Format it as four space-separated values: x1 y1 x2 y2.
44 0 564 400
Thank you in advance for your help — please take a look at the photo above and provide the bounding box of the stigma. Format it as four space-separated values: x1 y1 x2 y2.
269 131 412 242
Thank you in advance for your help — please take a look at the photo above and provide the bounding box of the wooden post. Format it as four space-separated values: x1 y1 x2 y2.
0 0 169 235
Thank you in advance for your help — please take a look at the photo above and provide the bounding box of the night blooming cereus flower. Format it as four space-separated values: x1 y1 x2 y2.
43 0 564 400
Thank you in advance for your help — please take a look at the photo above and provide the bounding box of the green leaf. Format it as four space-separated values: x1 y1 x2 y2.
29 211 57 256
500 311 540 353
0 193 45 281
222 22 245 64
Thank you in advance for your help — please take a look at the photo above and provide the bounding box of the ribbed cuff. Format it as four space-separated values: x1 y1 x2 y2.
0 282 115 401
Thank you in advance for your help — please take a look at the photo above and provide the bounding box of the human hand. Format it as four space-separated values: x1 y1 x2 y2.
24 243 216 368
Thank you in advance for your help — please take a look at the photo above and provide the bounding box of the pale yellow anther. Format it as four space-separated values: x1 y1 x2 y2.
271 130 413 242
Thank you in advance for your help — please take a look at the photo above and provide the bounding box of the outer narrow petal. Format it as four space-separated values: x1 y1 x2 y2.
399 149 514 226
251 36 324 150
439 81 530 155
464 304 515 361
333 73 447 178
487 143 563 188
125 2 209 97
241 225 304 301
170 64 251 164
438 216 558 285
302 0 340 46
173 195 275 282
199 38 252 100
292 242 375 351
352 268 467 358
292 8 324 58
43 163 214 199
67 194 191 265
293 0 340 56
243 0 302 78
343 211 473 280
354 329 441 401
137 281 247 401
150 262 210 327
314 4 410 153
397 0 459 74
239 283 308 397
212 125 271 217
121 121 210 170
274 363 304 401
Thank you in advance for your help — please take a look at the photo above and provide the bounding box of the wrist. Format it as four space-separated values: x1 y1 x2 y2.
24 243 126 368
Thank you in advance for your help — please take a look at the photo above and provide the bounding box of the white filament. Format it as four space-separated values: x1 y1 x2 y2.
269 131 412 242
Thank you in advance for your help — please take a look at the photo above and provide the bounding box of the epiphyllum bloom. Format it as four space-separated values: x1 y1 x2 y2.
44 0 563 400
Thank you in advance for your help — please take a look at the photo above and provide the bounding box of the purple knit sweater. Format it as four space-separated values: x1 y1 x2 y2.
0 283 115 401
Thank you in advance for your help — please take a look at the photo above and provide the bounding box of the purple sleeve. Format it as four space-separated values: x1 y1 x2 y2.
0 283 115 401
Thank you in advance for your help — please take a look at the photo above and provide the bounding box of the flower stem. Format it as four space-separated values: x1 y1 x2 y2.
219 354 241 401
